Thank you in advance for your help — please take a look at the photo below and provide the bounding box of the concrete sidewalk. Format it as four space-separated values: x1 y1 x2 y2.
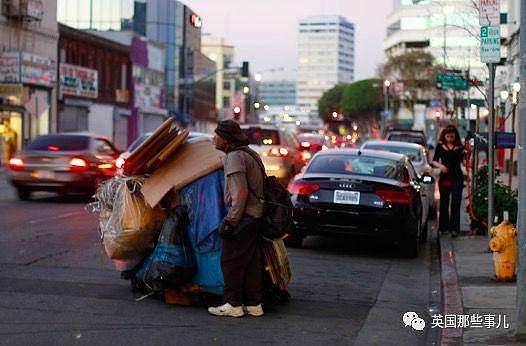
439 232 525 344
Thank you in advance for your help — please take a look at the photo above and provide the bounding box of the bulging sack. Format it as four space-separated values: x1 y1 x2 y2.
91 177 165 260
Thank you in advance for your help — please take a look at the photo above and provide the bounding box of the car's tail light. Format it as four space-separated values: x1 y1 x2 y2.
300 151 312 163
301 141 311 148
69 157 89 172
8 158 24 171
288 181 320 195
375 189 413 204
115 157 125 169
47 145 60 151
265 147 289 157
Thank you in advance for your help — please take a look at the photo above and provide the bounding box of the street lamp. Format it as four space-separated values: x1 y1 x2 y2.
243 86 250 94
500 90 509 102
383 80 391 115
332 111 338 119
254 73 262 82
254 102 260 109
263 104 270 111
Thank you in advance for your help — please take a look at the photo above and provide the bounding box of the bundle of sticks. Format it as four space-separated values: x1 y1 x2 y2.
123 118 189 176
261 239 292 290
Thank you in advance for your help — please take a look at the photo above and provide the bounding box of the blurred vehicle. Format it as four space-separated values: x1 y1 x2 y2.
385 129 429 158
360 140 435 214
8 133 120 200
115 131 213 172
385 129 427 147
287 149 434 256
241 124 302 185
296 133 330 164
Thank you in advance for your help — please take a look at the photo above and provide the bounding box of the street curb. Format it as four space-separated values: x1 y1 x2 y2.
438 232 464 345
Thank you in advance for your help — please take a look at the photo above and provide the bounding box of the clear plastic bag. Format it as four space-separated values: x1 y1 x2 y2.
88 177 165 260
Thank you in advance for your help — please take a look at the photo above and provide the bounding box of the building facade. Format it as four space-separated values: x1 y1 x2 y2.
58 24 132 150
0 0 58 164
58 0 215 130
384 0 486 119
87 30 167 144
296 15 355 116
201 35 237 120
259 80 296 107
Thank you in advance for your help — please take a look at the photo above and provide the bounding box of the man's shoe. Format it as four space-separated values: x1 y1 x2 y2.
246 304 264 317
208 303 244 317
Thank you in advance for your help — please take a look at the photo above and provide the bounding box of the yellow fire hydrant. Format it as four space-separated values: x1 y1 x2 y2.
488 219 517 282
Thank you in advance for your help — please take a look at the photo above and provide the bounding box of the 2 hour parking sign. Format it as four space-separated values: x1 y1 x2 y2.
480 26 501 63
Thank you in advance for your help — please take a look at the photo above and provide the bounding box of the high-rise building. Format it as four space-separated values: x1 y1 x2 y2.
201 35 237 119
383 0 487 105
259 81 296 107
296 15 355 116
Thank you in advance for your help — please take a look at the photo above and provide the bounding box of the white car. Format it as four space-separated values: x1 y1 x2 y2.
360 140 436 217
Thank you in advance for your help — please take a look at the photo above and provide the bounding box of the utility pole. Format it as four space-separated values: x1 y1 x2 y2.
487 63 496 234
515 0 526 337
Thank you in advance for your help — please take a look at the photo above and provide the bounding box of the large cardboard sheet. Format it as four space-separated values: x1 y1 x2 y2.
141 141 225 207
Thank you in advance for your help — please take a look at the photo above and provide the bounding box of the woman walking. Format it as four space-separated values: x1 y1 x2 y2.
432 125 466 237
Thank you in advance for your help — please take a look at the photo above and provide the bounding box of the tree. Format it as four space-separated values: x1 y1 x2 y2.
378 50 438 113
340 78 383 120
318 84 346 122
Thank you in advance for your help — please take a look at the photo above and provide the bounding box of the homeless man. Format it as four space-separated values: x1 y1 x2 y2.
208 120 265 317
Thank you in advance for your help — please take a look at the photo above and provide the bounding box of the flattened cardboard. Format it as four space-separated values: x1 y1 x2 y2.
141 140 225 208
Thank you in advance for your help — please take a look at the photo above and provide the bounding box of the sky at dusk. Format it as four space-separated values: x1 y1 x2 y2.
183 0 393 81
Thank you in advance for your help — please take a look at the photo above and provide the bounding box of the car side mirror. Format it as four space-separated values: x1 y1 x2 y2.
421 175 435 184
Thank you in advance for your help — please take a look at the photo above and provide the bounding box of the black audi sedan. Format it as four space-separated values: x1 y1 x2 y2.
286 149 434 257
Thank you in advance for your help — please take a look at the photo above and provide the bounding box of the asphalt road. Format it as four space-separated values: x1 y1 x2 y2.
0 171 440 346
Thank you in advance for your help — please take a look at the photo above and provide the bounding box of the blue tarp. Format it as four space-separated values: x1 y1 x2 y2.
180 169 227 295
134 243 195 280
180 170 227 254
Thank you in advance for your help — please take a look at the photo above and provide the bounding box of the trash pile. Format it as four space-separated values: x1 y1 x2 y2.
88 118 292 306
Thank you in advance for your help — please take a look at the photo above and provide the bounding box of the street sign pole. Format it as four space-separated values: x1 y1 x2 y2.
488 63 495 235
516 0 526 337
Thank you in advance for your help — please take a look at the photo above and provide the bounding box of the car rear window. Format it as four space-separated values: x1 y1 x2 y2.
26 135 90 151
298 135 324 145
307 154 400 179
363 144 422 162
387 133 425 145
242 128 281 145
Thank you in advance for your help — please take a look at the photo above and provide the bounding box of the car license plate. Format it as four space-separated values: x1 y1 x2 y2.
31 170 55 180
333 190 360 205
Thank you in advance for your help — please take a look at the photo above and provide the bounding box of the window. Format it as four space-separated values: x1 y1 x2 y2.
94 139 116 156
27 135 90 151
223 80 231 90
242 128 281 146
308 155 400 179
222 97 230 107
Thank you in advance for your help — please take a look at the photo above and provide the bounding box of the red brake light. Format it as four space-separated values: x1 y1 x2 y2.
47 145 60 151
279 148 289 156
8 158 24 171
288 181 320 195
69 157 89 172
376 189 413 204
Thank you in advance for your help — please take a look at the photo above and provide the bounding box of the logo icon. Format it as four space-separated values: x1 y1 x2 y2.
403 311 426 331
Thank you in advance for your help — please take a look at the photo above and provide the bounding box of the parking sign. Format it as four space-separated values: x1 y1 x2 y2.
480 26 501 63
479 0 500 26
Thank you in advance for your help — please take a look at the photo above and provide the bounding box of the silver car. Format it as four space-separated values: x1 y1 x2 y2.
360 140 436 217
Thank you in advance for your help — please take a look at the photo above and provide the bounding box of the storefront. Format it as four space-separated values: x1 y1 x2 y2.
134 83 167 134
0 52 55 164
58 63 98 133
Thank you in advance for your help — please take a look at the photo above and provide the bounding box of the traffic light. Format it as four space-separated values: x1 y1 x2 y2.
241 61 249 78
470 78 483 87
